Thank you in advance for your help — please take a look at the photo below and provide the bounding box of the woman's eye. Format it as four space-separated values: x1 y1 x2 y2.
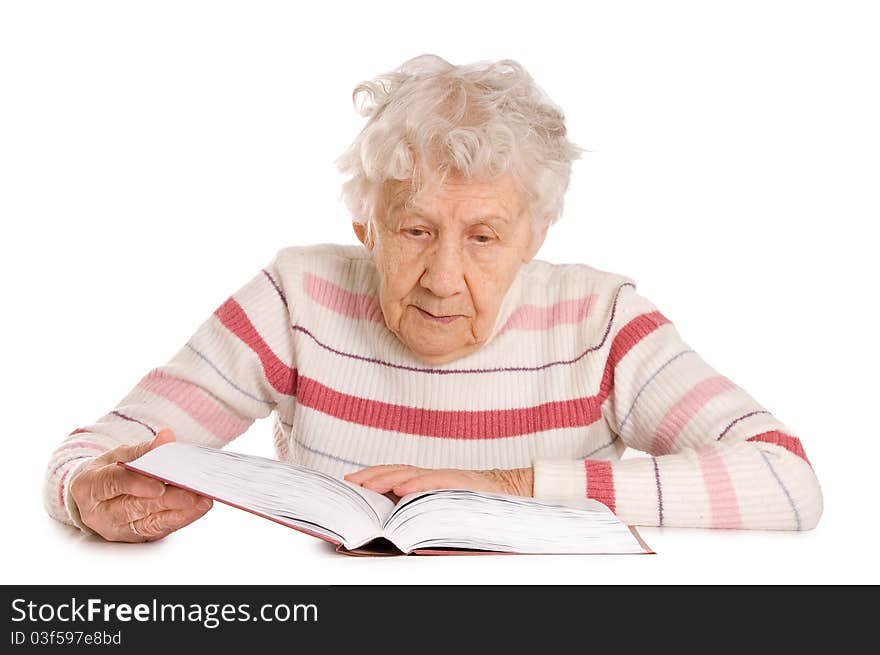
405 228 428 237
472 234 493 244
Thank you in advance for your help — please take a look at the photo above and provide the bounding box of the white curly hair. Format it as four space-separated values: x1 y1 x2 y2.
335 54 583 240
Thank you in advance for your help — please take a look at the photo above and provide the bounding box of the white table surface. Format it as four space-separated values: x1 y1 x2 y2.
5 490 871 586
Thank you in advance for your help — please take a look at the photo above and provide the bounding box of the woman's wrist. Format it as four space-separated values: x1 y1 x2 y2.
496 467 534 497
63 457 99 534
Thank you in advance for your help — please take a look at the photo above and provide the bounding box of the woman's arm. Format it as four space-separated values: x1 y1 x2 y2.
532 284 823 531
44 249 297 536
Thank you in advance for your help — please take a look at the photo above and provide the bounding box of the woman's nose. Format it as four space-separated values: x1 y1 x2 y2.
419 241 466 298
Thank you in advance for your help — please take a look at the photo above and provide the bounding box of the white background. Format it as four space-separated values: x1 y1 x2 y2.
1 0 878 584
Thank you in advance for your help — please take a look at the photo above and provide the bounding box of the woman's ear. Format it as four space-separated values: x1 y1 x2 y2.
352 220 374 250
523 220 549 263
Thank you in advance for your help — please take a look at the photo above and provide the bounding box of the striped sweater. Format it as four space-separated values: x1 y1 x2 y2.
44 243 823 532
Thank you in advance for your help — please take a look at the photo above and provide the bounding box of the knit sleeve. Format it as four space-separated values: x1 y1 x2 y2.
43 248 297 532
532 283 823 531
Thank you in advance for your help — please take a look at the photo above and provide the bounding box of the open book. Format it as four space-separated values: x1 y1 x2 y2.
123 443 653 555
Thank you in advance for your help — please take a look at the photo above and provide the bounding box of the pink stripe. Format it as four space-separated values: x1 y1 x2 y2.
291 309 671 438
297 375 601 439
697 446 741 529
584 460 616 512
68 427 90 436
214 296 297 395
747 430 811 466
599 311 671 397
137 370 252 444
651 375 737 454
499 295 598 332
303 273 383 322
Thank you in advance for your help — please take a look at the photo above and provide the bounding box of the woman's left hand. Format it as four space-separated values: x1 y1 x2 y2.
344 464 533 500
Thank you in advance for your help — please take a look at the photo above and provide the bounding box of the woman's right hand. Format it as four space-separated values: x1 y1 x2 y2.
68 428 213 542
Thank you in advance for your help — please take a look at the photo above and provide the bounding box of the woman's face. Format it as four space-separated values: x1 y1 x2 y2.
355 173 546 365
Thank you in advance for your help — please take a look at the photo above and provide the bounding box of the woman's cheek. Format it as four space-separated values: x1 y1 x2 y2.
388 234 424 263
474 266 515 317
378 240 411 279
382 244 424 300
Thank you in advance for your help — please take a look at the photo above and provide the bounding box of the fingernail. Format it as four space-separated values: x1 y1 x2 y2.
197 498 212 510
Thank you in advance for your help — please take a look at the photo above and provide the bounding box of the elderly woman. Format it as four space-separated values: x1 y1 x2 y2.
45 55 823 542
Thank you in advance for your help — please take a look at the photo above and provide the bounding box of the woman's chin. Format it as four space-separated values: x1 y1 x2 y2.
400 336 473 365
394 314 487 365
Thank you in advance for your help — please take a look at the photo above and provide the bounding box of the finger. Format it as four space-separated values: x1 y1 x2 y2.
392 471 465 496
360 468 427 494
102 487 205 524
94 427 177 466
103 522 148 544
120 427 177 463
344 464 416 485
92 465 166 502
344 465 405 484
130 500 213 541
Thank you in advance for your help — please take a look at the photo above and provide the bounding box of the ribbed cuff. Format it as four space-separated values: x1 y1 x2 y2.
532 459 586 500
61 458 98 536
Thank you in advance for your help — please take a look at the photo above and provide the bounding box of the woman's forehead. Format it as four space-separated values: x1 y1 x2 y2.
385 174 524 218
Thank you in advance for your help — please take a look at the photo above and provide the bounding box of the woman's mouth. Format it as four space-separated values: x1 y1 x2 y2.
416 307 461 324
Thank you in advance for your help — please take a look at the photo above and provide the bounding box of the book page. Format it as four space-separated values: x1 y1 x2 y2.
382 489 651 554
125 443 392 550
343 480 396 525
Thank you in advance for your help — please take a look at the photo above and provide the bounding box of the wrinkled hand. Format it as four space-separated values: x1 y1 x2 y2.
344 464 534 501
69 428 213 543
